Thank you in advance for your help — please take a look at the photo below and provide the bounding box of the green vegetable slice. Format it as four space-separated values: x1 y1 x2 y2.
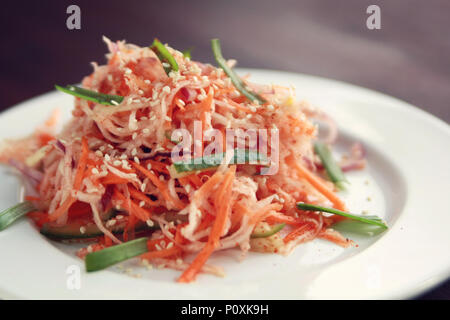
251 223 285 238
314 141 347 190
151 39 179 74
55 85 124 106
85 237 149 272
211 38 266 104
332 219 387 236
296 202 387 229
169 149 267 176
0 201 36 231
182 48 192 59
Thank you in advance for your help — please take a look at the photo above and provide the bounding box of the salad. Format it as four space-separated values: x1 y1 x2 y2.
0 37 387 282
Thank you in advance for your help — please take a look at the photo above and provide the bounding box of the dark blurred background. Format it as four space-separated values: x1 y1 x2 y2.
0 0 448 299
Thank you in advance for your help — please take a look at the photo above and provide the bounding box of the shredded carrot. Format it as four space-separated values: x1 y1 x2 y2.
132 161 185 210
286 154 347 211
73 137 89 191
178 166 235 283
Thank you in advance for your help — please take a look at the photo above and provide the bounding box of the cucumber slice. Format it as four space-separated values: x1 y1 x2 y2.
251 223 285 238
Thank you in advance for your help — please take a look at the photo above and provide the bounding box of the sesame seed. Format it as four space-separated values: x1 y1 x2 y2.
150 115 156 121
116 215 124 220
113 160 122 166
132 133 138 139
166 242 174 249
104 154 111 161
143 128 150 134
120 154 127 160
91 168 100 175
155 244 162 251
162 86 171 94
111 100 119 106
138 89 144 95
131 148 137 156
95 150 103 157
146 163 152 170
106 219 117 227
80 226 86 234
134 156 140 164
144 79 150 84
139 200 145 207
125 68 132 74
146 219 154 227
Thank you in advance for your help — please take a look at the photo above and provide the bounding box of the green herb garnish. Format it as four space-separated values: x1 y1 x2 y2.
85 237 149 272
0 201 36 231
151 39 179 74
314 141 347 190
55 85 124 106
332 219 387 236
296 202 387 229
169 149 267 177
211 38 266 104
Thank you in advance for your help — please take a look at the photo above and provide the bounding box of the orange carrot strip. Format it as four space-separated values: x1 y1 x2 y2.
178 167 235 283
113 188 151 222
73 137 89 191
128 186 158 206
286 154 347 211
283 223 314 244
131 161 185 210
48 196 75 221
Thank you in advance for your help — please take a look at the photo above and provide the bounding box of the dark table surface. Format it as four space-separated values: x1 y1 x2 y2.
0 0 449 299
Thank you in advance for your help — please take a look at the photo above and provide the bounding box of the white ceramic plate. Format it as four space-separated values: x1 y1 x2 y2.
0 69 449 299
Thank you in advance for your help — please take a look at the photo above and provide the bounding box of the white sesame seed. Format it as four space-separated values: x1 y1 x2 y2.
146 163 152 170
138 89 144 95
80 226 86 234
149 115 156 121
120 154 127 160
267 104 274 111
106 219 117 227
134 156 140 164
132 132 138 139
111 100 119 106
131 148 137 156
125 68 132 74
146 219 154 227
162 86 171 94
155 244 162 251
143 128 150 134
144 79 150 84
116 215 124 220
176 258 183 265
139 200 145 207
166 242 174 249
91 168 100 175
178 99 185 107
113 160 122 166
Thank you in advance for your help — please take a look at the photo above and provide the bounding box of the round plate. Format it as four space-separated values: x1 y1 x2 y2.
0 69 448 299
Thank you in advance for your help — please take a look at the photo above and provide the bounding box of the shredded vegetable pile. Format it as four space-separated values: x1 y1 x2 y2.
0 37 387 282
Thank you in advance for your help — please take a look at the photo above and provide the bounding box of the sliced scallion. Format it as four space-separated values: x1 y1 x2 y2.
0 201 36 231
314 141 347 190
55 85 124 106
182 48 192 59
169 149 267 176
151 39 179 74
251 223 285 238
211 38 266 104
332 219 387 236
85 237 149 272
296 202 387 229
